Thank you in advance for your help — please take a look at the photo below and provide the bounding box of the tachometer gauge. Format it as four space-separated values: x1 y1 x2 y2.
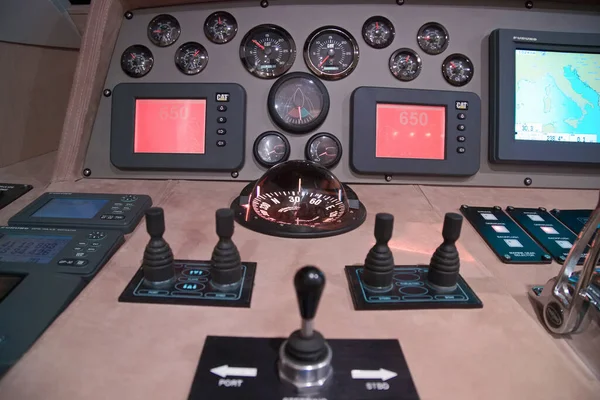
253 131 290 168
121 45 154 78
442 53 474 86
147 14 180 47
304 26 359 80
204 11 237 44
417 22 449 55
231 160 366 238
362 16 395 49
175 42 208 75
389 48 422 81
239 24 296 79
305 133 342 168
267 72 330 134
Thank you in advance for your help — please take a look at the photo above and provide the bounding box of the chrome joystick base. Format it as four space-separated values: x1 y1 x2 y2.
278 340 333 391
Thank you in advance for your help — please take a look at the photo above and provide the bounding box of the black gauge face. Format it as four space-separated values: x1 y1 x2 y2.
305 133 342 168
204 11 237 44
253 131 290 167
362 16 395 49
417 22 449 55
239 24 296 79
389 48 422 82
121 45 154 78
147 14 181 47
268 72 330 134
304 26 359 80
442 53 474 86
175 42 208 75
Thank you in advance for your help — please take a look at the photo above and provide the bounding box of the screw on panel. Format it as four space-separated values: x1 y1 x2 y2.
507 206 515 211
538 207 546 212
460 204 468 210
103 89 112 97
260 0 269 8
524 177 533 186
83 168 92 177
525 1 533 9
124 11 133 19
384 175 392 182
493 206 501 211
231 171 239 178
503 254 512 261
542 254 552 261
396 0 405 5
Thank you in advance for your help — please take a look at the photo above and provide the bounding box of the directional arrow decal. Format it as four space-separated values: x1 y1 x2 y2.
351 368 398 382
210 365 258 378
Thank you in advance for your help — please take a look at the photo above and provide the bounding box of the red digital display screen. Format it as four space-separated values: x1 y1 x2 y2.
134 99 206 154
375 104 446 160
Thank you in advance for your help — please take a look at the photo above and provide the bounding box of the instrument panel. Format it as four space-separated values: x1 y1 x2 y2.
84 2 600 188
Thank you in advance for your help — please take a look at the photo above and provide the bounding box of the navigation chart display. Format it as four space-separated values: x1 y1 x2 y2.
515 49 600 144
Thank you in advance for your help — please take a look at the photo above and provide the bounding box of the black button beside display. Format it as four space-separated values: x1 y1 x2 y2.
457 147 466 154
457 136 466 142
457 113 466 120
217 117 227 124
217 105 227 112
217 128 226 135
217 140 226 147
87 231 107 240
457 124 465 131
120 195 138 202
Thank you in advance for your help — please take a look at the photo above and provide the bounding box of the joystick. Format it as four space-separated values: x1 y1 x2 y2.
142 207 175 288
362 213 395 291
279 266 333 391
427 213 463 292
210 208 243 290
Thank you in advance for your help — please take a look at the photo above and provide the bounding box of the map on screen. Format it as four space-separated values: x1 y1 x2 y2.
514 49 600 144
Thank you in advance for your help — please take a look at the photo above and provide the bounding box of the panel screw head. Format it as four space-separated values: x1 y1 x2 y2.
507 206 514 211
503 254 512 261
396 0 405 5
525 1 533 9
384 175 392 182
260 0 269 8
538 207 546 212
103 89 111 97
493 206 501 211
83 168 92 177
124 11 133 19
231 171 239 178
524 177 532 186
460 204 468 210
542 254 552 261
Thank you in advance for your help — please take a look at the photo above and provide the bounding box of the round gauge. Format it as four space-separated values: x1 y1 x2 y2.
147 14 181 47
231 160 367 238
442 53 474 86
417 22 449 55
305 133 342 168
362 16 395 49
239 24 297 79
389 48 422 82
204 11 237 44
267 72 330 134
253 131 290 168
121 45 154 78
304 26 359 80
174 42 208 75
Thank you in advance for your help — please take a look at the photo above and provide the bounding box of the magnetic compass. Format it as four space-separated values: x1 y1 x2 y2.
267 72 330 134
231 160 366 238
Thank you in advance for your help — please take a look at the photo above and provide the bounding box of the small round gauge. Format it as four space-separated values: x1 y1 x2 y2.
389 48 422 82
121 45 154 78
304 26 359 80
204 11 238 44
417 22 449 55
239 24 296 79
147 14 181 47
175 42 208 75
268 72 330 134
253 131 290 168
305 133 342 168
442 53 474 86
362 16 395 49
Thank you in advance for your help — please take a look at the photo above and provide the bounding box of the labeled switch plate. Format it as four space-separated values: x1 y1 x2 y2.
345 265 482 310
188 336 420 400
119 260 256 308
460 205 552 264
0 183 32 210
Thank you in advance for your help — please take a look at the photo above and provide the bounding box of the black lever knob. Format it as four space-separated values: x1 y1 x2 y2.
216 208 235 238
374 213 394 243
442 213 463 243
294 266 325 320
146 207 165 238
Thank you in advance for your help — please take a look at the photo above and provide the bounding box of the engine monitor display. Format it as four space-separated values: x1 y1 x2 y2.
0 234 71 264
32 199 109 219
515 49 600 144
135 99 206 154
376 104 445 160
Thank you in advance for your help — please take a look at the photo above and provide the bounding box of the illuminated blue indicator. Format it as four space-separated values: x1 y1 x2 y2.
188 270 203 276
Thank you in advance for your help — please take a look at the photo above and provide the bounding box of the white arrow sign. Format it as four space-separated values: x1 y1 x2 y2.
210 365 258 378
351 368 397 382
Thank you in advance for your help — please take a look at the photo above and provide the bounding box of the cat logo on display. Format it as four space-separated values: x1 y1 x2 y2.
455 101 469 110
216 93 230 102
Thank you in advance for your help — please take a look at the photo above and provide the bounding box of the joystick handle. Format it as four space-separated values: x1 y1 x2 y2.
146 207 165 238
442 213 463 243
374 213 394 243
294 266 325 321
216 208 235 238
